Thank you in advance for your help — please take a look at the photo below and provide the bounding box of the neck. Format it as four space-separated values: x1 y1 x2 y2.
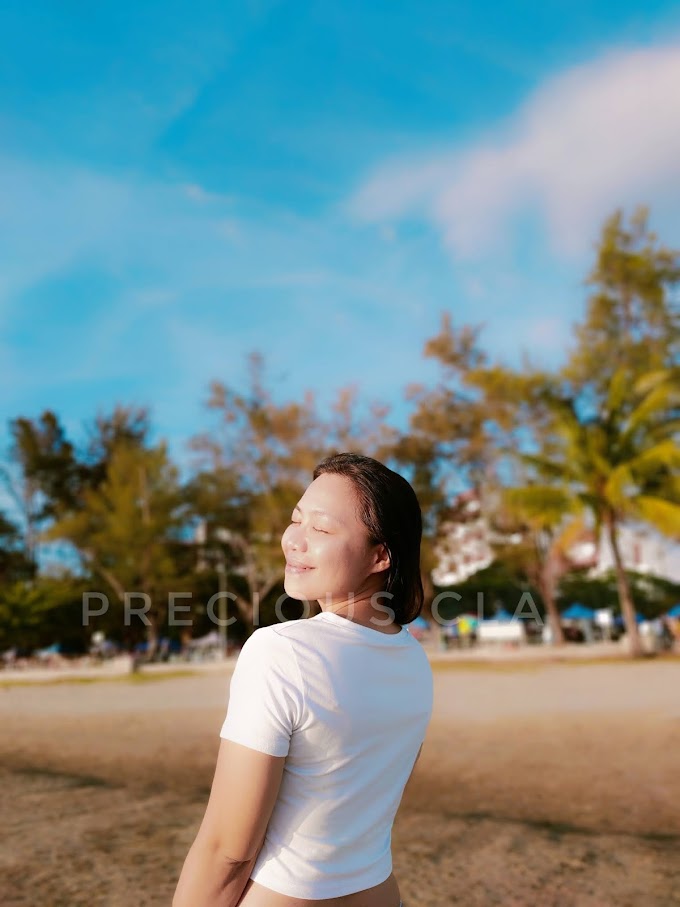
320 593 401 633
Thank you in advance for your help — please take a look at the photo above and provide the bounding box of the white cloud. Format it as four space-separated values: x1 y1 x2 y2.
0 157 132 297
0 156 263 305
349 42 680 258
0 152 441 427
182 183 235 205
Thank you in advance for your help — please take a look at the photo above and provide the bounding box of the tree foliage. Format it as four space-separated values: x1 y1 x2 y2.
1 209 678 658
566 206 679 391
44 441 184 650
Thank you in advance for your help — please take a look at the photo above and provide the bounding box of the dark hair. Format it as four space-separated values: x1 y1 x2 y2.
312 452 424 626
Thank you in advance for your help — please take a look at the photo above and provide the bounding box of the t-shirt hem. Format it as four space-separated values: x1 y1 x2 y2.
219 728 289 758
249 859 393 899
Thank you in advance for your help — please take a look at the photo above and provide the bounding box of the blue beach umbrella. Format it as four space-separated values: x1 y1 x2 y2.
410 616 430 629
667 604 680 619
562 603 595 621
614 612 645 626
37 642 61 655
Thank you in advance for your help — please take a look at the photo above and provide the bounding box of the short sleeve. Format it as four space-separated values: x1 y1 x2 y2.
220 627 304 757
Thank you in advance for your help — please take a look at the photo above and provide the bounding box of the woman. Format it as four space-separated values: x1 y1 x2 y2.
173 452 433 907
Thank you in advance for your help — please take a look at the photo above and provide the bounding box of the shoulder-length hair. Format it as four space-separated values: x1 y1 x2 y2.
312 452 424 626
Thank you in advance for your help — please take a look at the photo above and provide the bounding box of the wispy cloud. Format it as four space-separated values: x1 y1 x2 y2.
0 150 448 443
182 183 235 206
349 42 680 258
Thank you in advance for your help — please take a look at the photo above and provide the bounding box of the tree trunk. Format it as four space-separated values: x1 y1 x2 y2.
538 568 564 645
607 515 642 657
234 592 254 634
535 533 565 646
146 620 159 660
420 568 435 623
96 562 126 603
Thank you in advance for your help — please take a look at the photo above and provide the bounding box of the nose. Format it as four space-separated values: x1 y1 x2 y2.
283 523 308 553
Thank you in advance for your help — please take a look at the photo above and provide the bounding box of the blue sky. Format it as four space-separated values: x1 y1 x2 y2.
2 0 680 472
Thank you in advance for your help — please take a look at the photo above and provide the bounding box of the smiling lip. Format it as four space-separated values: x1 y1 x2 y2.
285 561 314 573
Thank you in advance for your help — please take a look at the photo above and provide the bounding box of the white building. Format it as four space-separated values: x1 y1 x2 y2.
432 490 680 587
432 490 522 586
589 525 680 584
432 491 490 587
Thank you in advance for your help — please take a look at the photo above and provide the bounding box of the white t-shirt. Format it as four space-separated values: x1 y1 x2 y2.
219 610 433 899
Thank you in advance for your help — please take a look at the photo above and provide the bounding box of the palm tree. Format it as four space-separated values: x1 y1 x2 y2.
496 492 592 647
508 367 680 657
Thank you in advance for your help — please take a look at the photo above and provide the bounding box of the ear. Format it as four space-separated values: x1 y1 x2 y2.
370 543 391 574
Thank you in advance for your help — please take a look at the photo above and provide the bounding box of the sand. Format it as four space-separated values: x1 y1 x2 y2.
1 659 679 906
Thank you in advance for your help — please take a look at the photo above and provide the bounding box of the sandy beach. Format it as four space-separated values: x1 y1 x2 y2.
1 658 679 906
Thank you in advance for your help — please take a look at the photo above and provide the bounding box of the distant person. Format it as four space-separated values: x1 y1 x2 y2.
173 452 433 907
659 616 675 651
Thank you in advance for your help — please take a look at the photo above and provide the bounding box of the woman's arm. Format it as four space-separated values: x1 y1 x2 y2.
173 739 285 907
172 835 260 907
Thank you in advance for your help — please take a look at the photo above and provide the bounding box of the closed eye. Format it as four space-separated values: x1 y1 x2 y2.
289 519 328 534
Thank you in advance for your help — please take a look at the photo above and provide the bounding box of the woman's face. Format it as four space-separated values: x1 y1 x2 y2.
281 472 389 607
